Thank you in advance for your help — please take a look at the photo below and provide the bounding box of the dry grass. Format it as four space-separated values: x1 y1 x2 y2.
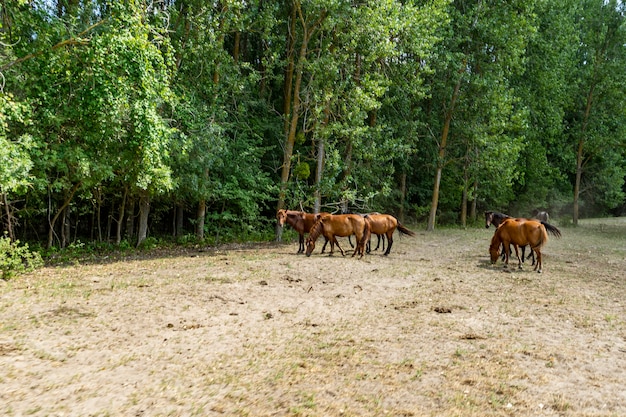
1 219 625 416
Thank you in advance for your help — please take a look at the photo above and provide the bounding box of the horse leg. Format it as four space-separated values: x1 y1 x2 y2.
334 237 345 256
534 249 542 273
298 233 304 253
348 235 354 248
384 233 394 256
513 245 522 269
503 243 511 268
352 232 365 258
321 237 329 254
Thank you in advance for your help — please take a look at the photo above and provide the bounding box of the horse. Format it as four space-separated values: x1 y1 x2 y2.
346 212 385 252
484 211 533 264
535 211 550 222
276 209 331 254
489 218 560 273
363 213 415 256
485 211 562 264
305 214 370 258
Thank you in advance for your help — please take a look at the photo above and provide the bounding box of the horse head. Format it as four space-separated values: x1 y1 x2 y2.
484 211 494 229
489 234 501 264
305 237 315 257
276 209 287 227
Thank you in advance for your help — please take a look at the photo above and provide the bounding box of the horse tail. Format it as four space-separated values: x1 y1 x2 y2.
397 222 416 237
359 217 371 249
541 221 562 238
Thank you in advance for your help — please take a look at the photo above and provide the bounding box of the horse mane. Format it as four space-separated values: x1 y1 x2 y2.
307 216 325 242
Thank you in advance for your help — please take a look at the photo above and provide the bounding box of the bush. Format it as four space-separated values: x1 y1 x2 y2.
0 235 44 280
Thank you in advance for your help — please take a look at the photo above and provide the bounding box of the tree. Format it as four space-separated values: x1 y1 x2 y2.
567 0 626 224
422 0 537 230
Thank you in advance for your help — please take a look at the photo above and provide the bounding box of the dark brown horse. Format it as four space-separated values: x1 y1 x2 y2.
276 209 331 253
363 213 415 256
489 218 559 273
305 214 369 258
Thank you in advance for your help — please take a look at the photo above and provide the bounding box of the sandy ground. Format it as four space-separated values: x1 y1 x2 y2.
1 219 625 417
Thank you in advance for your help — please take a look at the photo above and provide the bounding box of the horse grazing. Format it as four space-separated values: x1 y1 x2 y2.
484 211 533 264
305 214 369 258
363 214 415 256
276 209 331 253
489 218 558 273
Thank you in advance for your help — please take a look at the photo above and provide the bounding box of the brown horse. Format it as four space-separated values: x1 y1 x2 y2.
489 218 558 273
276 209 331 253
305 214 369 258
363 214 415 255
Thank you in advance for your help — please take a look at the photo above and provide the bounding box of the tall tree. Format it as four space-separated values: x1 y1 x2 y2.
568 0 626 224
423 0 537 230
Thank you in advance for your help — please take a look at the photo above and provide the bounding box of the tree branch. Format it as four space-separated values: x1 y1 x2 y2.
1 18 108 71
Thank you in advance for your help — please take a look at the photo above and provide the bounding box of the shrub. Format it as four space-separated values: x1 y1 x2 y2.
0 235 44 280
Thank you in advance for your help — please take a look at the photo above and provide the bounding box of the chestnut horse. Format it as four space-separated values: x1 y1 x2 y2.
276 209 331 253
305 214 369 258
363 213 415 256
485 211 532 264
489 218 559 273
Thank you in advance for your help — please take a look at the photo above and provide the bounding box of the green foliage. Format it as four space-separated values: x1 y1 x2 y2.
0 0 624 245
0 92 34 194
0 235 43 280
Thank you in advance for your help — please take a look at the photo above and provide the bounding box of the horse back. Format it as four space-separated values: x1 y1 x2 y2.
499 219 547 248
364 213 397 234
320 214 365 237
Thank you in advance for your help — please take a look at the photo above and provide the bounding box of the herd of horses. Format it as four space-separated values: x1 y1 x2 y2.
485 210 561 273
276 209 562 273
276 210 415 258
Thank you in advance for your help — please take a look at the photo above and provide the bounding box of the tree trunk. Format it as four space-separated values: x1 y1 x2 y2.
460 170 468 228
276 3 327 217
116 188 127 245
126 196 135 240
313 104 330 214
470 179 478 221
427 69 463 231
313 136 325 214
175 204 184 237
2 193 14 241
196 200 206 240
136 190 150 247
574 83 595 226
399 172 407 224
47 182 81 248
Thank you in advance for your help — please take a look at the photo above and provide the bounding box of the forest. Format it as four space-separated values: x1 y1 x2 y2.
1 0 625 250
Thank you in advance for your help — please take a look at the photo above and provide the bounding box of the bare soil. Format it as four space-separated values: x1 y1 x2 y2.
1 219 625 417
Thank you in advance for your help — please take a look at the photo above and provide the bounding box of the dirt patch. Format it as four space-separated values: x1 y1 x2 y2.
1 221 625 416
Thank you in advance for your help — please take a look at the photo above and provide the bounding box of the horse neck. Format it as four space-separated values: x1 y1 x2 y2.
285 212 301 229
493 213 510 226
308 220 323 241
490 232 502 250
